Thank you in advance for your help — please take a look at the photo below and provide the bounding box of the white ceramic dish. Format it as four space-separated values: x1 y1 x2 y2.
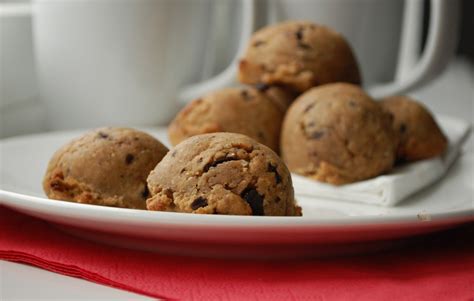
1 129 473 258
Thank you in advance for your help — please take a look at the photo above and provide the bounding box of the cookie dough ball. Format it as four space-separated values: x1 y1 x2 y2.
281 83 397 185
43 127 169 209
238 21 361 93
168 86 295 152
381 95 447 162
146 133 301 216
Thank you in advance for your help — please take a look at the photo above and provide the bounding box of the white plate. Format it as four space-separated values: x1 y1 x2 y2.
1 129 473 259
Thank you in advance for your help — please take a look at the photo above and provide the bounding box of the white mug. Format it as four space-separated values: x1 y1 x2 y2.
33 0 254 130
0 3 46 138
255 0 460 98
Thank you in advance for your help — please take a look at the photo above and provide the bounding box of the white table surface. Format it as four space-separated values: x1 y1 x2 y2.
1 59 473 300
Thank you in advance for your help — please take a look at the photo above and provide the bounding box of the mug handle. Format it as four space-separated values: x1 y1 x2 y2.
368 0 460 98
177 0 255 104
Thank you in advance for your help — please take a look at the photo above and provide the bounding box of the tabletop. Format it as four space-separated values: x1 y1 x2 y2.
1 58 473 300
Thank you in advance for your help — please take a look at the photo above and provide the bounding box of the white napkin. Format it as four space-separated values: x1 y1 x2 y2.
291 115 472 206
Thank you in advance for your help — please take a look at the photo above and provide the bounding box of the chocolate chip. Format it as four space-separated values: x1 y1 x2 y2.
98 132 109 139
255 83 270 92
191 196 208 210
164 188 173 198
349 101 357 107
303 104 314 113
395 157 408 165
141 185 150 199
275 196 281 203
240 89 251 100
180 168 186 174
295 27 311 49
125 154 134 164
267 163 282 184
197 157 203 163
50 180 64 191
253 40 266 47
310 131 325 139
203 156 239 172
241 188 264 216
400 123 407 133
295 28 303 40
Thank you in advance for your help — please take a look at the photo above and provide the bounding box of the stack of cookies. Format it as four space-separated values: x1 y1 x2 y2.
169 20 447 185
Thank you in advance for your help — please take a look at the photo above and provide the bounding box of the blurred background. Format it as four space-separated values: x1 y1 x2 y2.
0 0 472 138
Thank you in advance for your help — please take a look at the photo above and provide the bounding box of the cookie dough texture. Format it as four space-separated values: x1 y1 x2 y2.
381 95 447 162
146 133 301 216
281 83 397 185
43 127 169 209
168 86 294 152
238 21 361 93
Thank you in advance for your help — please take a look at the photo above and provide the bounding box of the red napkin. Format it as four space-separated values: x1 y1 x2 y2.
1 205 473 301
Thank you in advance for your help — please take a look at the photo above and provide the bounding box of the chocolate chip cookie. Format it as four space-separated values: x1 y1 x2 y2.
43 127 169 209
281 83 397 185
168 86 295 152
146 133 301 216
381 95 448 162
238 21 361 93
